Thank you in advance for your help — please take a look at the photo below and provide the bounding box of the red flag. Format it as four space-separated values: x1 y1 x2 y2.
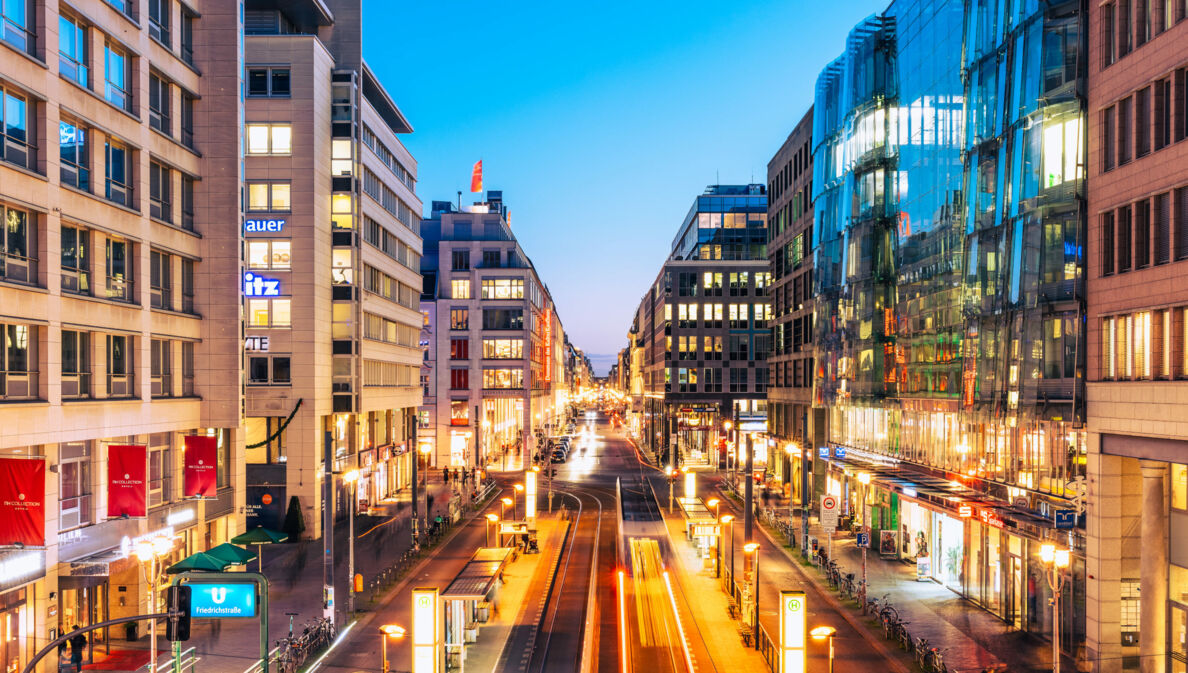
0 458 45 546
470 160 483 193
183 435 218 498
107 445 147 518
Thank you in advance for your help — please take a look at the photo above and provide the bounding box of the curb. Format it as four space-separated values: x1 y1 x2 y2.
714 484 914 673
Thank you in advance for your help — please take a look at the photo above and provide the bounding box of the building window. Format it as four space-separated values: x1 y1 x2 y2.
480 278 524 300
1103 106 1116 171
182 341 194 395
148 0 170 44
106 334 134 396
1118 96 1132 165
149 250 172 309
1118 205 1133 272
1155 192 1171 265
150 339 172 397
729 367 747 393
482 368 523 389
181 94 195 150
704 335 722 360
450 400 469 425
247 67 291 97
103 42 132 112
181 258 194 313
450 368 469 390
1101 2 1116 67
450 338 469 360
61 225 89 294
1 0 31 53
148 435 171 506
482 250 500 267
149 74 171 135
451 279 471 299
702 367 721 392
452 249 470 270
755 367 769 393
245 123 292 155
451 308 469 330
1118 0 1132 57
1155 78 1172 151
248 356 290 385
247 182 291 212
1177 188 1188 261
482 308 524 330
58 15 88 87
105 237 133 302
482 338 523 359
729 272 749 296
247 240 291 270
105 0 135 21
59 442 92 529
0 86 32 170
1 204 36 285
1102 211 1115 275
247 298 292 328
728 335 749 361
1136 198 1151 268
181 176 195 230
0 323 37 399
753 303 771 328
180 10 194 65
150 162 172 223
1136 87 1150 158
60 120 88 190
105 140 132 207
729 304 748 329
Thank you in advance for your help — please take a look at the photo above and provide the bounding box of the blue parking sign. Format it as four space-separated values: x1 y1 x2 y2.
856 533 869 548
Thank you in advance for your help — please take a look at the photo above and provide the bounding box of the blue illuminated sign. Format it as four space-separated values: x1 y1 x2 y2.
818 447 829 459
244 218 286 233
834 446 847 459
190 583 258 618
243 273 281 297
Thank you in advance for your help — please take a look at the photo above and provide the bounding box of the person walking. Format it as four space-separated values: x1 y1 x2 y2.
68 626 86 673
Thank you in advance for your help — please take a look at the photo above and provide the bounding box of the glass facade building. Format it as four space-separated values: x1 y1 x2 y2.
811 0 1087 655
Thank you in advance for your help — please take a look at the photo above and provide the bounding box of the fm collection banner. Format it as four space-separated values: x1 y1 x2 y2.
107 445 147 518
0 458 45 546
183 435 218 498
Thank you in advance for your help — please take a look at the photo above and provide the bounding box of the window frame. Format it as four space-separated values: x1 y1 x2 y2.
245 123 292 155
103 41 132 112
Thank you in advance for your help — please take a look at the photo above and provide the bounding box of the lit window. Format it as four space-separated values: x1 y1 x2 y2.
248 298 291 327
245 123 291 155
332 248 353 285
247 182 291 211
247 241 290 270
480 278 524 300
331 193 353 229
1042 116 1083 189
452 279 470 299
332 139 352 176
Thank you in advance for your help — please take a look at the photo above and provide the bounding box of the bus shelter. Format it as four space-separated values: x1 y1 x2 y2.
441 546 515 670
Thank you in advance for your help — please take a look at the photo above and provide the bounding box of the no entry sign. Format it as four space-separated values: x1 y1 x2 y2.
821 495 839 533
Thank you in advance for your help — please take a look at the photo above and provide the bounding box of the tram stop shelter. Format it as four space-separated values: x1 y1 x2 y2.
441 546 515 669
677 497 721 560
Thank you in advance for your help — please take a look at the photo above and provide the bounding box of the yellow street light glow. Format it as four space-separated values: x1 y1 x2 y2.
380 624 406 638
343 469 359 484
514 483 524 493
810 625 836 640
743 542 760 554
720 514 734 523
1040 543 1055 564
501 497 513 506
485 513 498 522
531 465 540 472
724 421 733 431
707 498 720 508
1055 549 1070 568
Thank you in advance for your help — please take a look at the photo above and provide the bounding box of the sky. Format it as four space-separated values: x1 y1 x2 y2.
362 1 887 376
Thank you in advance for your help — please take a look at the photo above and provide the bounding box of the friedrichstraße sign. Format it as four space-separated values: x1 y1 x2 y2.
820 494 839 533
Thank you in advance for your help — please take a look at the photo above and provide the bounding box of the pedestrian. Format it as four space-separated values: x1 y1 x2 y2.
444 470 450 485
68 626 86 673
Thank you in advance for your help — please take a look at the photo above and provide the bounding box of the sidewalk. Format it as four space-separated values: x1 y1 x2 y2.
106 476 465 673
740 488 1080 673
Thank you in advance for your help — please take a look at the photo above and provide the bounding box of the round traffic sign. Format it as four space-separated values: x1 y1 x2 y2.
822 496 837 511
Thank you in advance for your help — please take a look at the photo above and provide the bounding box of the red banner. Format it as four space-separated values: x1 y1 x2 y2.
470 160 483 193
107 445 147 518
183 435 218 498
0 458 45 546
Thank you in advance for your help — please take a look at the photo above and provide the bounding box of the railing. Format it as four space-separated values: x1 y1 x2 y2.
141 646 199 673
61 372 91 399
59 56 88 87
61 268 90 295
108 374 134 397
106 277 133 302
0 371 38 400
0 251 36 285
151 373 172 397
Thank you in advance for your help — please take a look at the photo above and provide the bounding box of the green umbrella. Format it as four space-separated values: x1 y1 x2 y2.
230 527 289 573
206 542 258 567
166 552 231 574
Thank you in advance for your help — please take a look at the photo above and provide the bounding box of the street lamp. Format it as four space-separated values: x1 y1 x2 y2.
1040 543 1071 673
723 420 733 473
133 532 176 673
500 497 513 521
485 513 499 547
379 624 405 673
666 467 677 513
343 469 359 615
810 626 837 673
744 542 760 648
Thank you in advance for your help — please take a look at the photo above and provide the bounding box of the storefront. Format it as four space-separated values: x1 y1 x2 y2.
674 406 721 467
0 550 43 673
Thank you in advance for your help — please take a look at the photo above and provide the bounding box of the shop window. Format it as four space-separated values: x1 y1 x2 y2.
1173 463 1188 510
450 400 469 425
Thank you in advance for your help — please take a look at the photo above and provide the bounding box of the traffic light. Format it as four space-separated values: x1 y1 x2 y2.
165 585 191 642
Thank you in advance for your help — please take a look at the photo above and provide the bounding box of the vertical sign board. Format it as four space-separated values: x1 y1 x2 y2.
683 470 696 501
820 495 839 533
780 590 806 673
525 470 537 521
411 588 441 673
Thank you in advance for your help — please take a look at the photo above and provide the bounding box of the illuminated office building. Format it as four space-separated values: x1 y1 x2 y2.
242 0 424 537
418 194 569 472
812 0 1087 659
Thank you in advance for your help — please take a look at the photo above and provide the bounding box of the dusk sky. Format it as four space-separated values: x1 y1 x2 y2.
362 1 887 375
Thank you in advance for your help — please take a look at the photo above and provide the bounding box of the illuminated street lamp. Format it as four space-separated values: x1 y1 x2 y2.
343 469 360 614
513 483 524 520
744 542 761 648
666 467 677 513
133 532 176 673
720 514 736 583
379 624 405 673
1040 544 1071 673
485 513 499 547
810 625 837 673
500 497 513 521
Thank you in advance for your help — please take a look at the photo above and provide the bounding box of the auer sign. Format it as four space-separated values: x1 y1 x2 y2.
244 218 285 233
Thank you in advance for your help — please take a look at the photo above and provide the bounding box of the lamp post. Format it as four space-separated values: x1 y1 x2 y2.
343 469 359 615
133 533 176 673
719 513 734 581
722 420 733 473
810 626 836 673
485 513 498 547
379 624 405 673
513 484 524 520
857 471 871 612
500 497 512 521
667 467 677 513
744 542 760 648
1040 544 1071 673
412 444 431 551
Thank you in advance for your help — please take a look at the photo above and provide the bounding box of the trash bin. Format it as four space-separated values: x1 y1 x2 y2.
125 622 138 641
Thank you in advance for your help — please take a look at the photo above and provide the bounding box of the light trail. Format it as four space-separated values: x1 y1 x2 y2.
662 571 695 673
618 569 630 673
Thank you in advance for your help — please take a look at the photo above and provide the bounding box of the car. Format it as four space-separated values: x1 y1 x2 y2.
550 450 567 463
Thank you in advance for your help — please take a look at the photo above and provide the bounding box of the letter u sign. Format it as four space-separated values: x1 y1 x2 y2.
210 587 228 604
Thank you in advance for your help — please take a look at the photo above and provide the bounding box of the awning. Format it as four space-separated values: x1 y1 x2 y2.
442 547 514 601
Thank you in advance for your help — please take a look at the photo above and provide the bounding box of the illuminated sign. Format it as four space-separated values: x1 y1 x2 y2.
543 309 553 383
0 551 44 588
244 218 286 233
166 508 195 526
818 447 829 459
683 471 695 500
525 470 537 520
833 446 847 459
245 336 270 352
411 588 441 673
958 504 973 518
780 590 806 673
980 509 1005 529
692 524 720 538
243 272 281 297
191 582 258 618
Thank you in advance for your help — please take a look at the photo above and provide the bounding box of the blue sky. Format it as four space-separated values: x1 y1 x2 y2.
362 1 887 375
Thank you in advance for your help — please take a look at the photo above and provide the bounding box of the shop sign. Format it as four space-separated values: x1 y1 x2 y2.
979 509 1005 529
739 421 767 432
1054 510 1076 529
69 561 110 576
244 218 285 233
0 550 45 592
958 504 973 518
833 446 847 459
245 485 286 530
916 555 931 579
779 590 806 673
818 447 829 460
191 582 259 618
243 272 282 297
167 507 196 527
245 336 270 352
693 524 720 538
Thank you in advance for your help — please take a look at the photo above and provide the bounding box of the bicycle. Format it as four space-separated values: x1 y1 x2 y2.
924 647 949 673
840 573 856 600
893 620 912 651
